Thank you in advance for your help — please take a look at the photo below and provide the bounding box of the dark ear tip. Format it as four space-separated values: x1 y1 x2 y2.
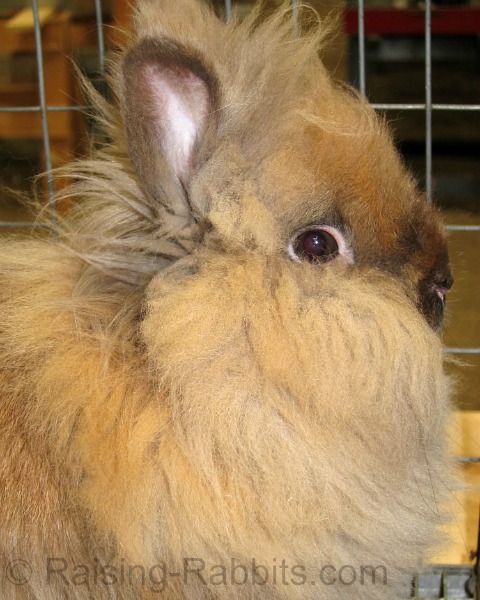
122 37 219 105
119 34 220 204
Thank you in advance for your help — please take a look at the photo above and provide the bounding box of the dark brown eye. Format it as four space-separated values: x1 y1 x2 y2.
288 226 352 264
295 230 338 262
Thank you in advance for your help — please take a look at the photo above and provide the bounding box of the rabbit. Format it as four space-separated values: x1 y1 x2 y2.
0 0 456 599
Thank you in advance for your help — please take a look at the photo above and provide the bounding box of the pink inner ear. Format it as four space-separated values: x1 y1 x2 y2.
145 64 212 184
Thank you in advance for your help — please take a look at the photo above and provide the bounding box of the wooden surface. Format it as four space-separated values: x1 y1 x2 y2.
5 7 55 31
433 411 480 566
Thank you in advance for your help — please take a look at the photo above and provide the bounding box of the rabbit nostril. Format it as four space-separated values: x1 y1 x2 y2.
418 268 453 328
435 275 454 291
431 274 453 306
434 286 448 305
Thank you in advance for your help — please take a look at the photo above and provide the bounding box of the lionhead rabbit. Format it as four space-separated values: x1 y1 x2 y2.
0 1 455 599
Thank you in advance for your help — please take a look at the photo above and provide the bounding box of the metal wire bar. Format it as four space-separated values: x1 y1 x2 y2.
372 103 480 111
0 222 49 228
0 106 90 113
3 103 480 114
94 0 106 74
445 225 480 232
31 0 56 224
456 457 480 463
445 348 480 355
224 0 232 21
357 0 366 96
291 0 299 35
425 0 433 202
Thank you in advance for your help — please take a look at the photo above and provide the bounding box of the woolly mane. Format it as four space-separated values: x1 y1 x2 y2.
45 1 375 314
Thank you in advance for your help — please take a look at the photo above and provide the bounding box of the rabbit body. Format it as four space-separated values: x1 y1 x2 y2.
0 1 454 599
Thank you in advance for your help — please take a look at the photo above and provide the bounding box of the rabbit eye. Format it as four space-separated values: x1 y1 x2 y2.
288 226 351 264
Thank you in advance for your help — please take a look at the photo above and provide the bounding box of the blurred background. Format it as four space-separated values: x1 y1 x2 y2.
0 0 479 574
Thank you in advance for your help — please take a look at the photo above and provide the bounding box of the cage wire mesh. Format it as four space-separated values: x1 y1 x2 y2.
0 0 478 596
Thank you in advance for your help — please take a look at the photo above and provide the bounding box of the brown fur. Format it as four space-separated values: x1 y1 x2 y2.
0 1 455 599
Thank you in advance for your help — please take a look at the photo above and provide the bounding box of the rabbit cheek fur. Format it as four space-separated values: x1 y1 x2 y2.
0 1 454 599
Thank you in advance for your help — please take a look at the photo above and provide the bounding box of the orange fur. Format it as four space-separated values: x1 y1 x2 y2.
0 1 455 599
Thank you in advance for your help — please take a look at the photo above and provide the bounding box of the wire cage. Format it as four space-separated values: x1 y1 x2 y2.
0 0 478 597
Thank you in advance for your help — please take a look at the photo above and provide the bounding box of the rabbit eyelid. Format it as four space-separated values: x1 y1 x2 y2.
288 225 354 265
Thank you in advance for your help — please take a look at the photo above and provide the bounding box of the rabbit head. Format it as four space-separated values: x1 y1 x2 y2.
0 1 455 599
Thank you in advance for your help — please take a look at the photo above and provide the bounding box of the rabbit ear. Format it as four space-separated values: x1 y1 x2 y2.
121 38 218 209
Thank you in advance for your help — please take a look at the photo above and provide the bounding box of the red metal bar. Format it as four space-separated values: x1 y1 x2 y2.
345 7 480 35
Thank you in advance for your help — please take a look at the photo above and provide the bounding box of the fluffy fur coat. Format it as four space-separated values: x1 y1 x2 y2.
0 1 454 598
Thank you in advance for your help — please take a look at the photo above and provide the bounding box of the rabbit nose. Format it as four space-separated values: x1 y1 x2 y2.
433 274 454 304
434 286 447 305
417 266 453 329
434 275 454 291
